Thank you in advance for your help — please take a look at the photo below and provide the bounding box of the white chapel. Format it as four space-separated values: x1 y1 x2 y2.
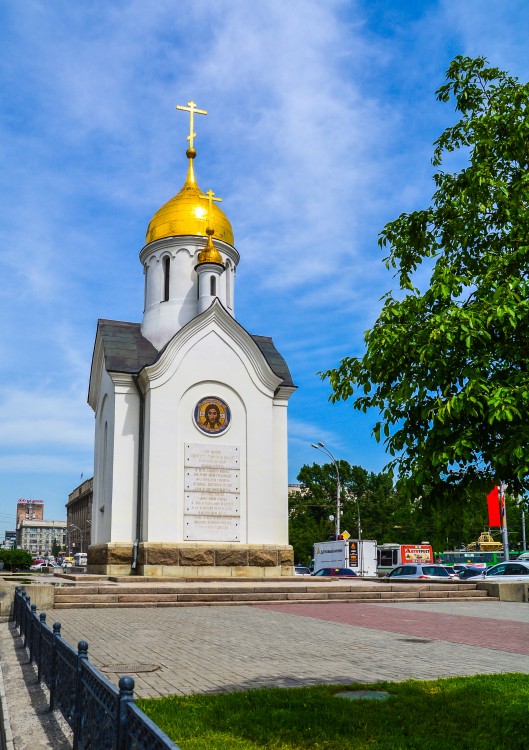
87 102 296 576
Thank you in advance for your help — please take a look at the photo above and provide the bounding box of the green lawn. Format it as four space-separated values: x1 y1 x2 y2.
137 673 529 750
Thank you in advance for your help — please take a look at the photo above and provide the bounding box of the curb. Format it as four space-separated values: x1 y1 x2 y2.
0 658 14 750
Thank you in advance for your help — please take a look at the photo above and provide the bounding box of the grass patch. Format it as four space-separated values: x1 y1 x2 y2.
137 673 529 749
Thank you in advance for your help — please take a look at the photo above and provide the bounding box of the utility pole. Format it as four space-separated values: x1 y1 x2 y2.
500 482 509 561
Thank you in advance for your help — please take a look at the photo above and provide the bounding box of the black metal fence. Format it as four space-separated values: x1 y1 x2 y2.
13 587 181 750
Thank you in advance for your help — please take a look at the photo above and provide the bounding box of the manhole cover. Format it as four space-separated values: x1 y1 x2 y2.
336 690 390 701
100 663 159 674
396 638 432 644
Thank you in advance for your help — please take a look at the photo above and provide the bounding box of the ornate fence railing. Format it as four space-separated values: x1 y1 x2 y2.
13 587 181 750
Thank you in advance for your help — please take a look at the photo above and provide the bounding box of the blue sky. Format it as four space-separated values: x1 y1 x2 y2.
1 0 529 537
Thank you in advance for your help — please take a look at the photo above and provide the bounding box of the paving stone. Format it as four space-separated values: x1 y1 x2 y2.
4 596 528 750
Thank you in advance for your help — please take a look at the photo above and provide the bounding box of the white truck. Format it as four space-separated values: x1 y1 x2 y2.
313 539 377 577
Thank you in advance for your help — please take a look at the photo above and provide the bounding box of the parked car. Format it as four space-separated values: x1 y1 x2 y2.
384 564 457 580
312 567 358 577
452 563 484 572
294 566 312 576
30 562 48 571
457 566 487 580
516 551 529 561
463 561 529 581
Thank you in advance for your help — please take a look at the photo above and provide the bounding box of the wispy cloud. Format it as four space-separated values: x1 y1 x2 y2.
0 0 528 532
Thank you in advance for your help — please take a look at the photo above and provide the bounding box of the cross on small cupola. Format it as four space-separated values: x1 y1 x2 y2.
196 188 224 267
195 186 225 313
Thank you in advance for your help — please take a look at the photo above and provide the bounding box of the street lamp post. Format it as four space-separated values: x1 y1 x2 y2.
311 442 341 539
69 524 83 553
500 482 509 562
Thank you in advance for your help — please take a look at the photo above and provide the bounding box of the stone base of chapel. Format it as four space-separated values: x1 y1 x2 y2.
87 542 295 577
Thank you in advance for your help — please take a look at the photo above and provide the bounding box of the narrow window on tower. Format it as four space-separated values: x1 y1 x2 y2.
210 275 216 296
163 256 170 301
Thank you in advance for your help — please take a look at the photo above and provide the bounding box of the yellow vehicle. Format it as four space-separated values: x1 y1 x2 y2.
466 532 503 552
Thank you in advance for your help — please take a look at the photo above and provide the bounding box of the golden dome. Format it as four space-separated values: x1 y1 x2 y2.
197 229 223 266
146 152 234 246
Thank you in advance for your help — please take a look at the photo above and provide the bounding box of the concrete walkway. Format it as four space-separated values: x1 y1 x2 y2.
1 599 528 748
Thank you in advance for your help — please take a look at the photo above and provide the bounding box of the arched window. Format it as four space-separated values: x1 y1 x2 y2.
225 261 232 308
163 256 170 301
210 275 216 296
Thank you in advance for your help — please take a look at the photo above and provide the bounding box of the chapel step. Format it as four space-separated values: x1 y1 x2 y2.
53 582 493 608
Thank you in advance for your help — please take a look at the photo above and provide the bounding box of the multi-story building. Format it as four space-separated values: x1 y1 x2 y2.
66 477 93 554
16 499 44 529
17 519 67 558
2 530 16 549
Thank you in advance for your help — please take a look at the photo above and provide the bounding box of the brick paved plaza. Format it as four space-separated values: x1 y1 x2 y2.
2 598 528 749
53 600 529 698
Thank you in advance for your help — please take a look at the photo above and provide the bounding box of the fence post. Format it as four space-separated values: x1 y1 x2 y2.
37 612 46 682
72 640 88 750
23 596 30 648
29 604 37 662
23 593 30 641
50 621 61 711
117 676 135 750
14 587 21 628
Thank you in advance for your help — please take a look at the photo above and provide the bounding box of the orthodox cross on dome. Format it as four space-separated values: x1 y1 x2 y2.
176 100 207 151
199 189 222 232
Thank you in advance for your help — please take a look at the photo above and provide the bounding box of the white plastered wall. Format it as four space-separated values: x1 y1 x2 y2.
92 368 140 544
140 311 289 545
140 237 239 350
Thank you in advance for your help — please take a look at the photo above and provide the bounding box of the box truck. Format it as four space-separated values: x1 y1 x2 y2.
313 539 377 577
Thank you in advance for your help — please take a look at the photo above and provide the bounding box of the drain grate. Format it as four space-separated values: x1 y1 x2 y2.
336 690 390 701
100 663 159 674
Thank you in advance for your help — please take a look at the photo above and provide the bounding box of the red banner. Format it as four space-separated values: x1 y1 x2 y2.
487 486 501 527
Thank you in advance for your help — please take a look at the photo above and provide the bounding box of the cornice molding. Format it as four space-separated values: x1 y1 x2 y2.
140 235 240 268
142 300 282 396
88 329 105 411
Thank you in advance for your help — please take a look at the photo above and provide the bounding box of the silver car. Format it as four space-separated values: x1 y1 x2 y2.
294 566 312 576
384 564 457 580
464 561 529 582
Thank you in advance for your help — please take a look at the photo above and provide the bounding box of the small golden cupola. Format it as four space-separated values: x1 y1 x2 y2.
145 101 234 246
196 189 224 266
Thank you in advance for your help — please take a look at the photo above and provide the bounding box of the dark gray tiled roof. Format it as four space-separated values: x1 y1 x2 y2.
97 320 158 373
250 335 295 387
96 319 295 387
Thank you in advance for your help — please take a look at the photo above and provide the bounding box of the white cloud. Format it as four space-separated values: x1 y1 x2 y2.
0 454 87 473
0 387 92 449
0 0 528 531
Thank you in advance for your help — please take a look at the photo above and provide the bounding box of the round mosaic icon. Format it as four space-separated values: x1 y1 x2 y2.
194 397 231 435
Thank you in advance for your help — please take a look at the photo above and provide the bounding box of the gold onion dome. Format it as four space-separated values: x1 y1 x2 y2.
145 149 234 246
197 228 223 265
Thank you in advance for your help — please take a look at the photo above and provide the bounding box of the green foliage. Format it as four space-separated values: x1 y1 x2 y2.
51 538 61 558
290 462 527 553
289 461 418 561
138 673 529 750
322 56 529 500
0 548 33 570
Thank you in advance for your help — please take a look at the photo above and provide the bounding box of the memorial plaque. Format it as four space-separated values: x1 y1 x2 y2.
185 443 240 469
183 443 242 542
185 493 239 516
184 516 240 542
185 467 240 493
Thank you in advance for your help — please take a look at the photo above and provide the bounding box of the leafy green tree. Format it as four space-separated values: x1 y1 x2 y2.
51 538 61 558
0 548 33 571
323 56 529 502
289 461 410 562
